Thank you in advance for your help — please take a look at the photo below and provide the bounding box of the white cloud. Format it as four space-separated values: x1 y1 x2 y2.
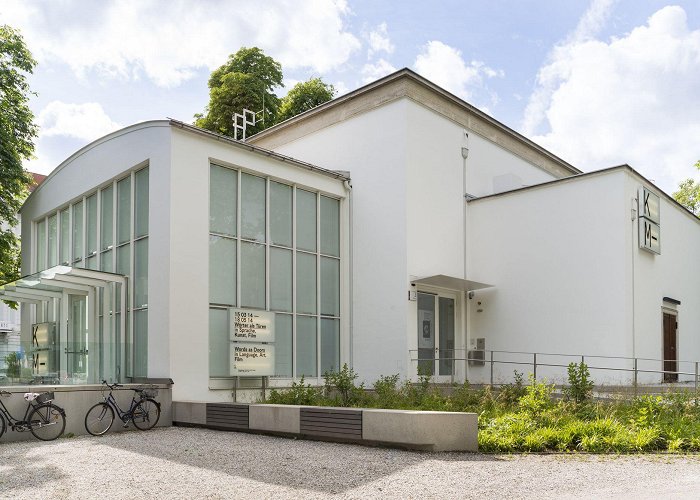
523 4 700 192
366 22 394 58
0 0 361 88
38 101 122 142
413 41 504 102
361 59 397 84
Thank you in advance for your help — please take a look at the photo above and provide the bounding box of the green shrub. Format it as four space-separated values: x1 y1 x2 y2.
323 364 366 407
519 376 554 419
563 362 594 405
498 370 526 406
267 376 320 405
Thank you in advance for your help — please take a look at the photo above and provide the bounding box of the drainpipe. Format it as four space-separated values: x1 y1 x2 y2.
343 179 354 369
461 132 470 382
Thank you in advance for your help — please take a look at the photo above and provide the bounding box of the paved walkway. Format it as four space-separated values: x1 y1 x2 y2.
1 427 699 499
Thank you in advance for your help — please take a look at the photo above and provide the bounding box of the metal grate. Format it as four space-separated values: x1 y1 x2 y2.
206 403 249 430
300 407 362 440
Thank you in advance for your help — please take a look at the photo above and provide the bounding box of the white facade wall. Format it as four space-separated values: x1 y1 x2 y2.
254 97 565 384
254 100 410 383
467 168 700 385
626 174 700 382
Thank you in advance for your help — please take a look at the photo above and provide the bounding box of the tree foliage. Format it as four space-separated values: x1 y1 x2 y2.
195 48 336 139
277 77 335 123
195 47 282 138
0 25 35 285
673 160 700 216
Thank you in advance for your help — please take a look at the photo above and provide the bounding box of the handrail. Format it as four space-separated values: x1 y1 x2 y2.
409 348 700 394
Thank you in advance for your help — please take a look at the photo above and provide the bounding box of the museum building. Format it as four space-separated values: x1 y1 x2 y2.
5 68 700 403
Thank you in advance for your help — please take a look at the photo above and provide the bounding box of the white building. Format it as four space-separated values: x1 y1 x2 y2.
5 69 699 403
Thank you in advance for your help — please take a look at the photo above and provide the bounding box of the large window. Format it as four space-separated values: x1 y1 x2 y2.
33 166 149 378
209 163 341 379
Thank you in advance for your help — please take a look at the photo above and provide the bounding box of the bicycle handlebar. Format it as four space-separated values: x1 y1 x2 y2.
0 390 11 397
101 380 122 390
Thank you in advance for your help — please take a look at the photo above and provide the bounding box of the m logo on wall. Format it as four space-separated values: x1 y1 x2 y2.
638 186 660 254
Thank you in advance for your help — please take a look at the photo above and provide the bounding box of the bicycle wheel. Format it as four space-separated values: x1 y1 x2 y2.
29 403 66 441
132 398 160 430
0 414 6 439
85 402 115 436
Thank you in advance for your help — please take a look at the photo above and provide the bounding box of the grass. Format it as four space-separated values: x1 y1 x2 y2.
266 364 700 453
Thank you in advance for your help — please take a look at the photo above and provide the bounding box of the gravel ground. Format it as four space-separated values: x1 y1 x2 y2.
1 427 700 499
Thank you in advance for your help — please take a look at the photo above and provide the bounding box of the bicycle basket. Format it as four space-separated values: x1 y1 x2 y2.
36 392 55 404
137 387 158 398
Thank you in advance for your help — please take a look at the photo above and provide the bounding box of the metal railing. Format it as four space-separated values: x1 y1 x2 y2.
409 348 700 394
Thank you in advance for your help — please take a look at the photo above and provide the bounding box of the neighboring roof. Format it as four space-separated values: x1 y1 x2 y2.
469 164 700 225
29 173 47 192
248 68 582 179
22 119 349 210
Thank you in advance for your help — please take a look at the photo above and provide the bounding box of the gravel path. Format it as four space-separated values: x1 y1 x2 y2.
1 427 700 499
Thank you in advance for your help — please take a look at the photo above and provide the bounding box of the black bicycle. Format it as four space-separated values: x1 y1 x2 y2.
84 380 161 436
0 390 67 441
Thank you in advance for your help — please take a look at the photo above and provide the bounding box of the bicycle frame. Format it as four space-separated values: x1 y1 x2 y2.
103 390 141 422
0 394 42 430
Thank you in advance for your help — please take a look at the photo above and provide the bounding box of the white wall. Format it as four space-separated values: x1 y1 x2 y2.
627 174 700 383
168 128 348 402
467 170 631 384
254 100 411 383
255 97 565 384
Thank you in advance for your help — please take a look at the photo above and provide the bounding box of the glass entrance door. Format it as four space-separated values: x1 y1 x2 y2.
417 292 456 377
67 294 89 383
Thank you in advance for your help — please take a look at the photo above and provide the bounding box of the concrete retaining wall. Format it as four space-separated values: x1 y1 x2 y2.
173 401 477 452
0 384 172 442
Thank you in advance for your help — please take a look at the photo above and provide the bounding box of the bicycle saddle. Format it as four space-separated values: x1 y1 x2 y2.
23 393 40 401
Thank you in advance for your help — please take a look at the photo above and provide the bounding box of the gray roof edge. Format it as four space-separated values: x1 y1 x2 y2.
168 119 350 182
470 164 700 225
249 68 581 176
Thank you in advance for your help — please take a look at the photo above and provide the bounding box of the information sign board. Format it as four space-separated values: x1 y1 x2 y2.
230 308 275 342
230 343 275 376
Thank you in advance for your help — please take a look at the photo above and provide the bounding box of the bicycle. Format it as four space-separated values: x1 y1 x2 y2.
0 390 67 441
84 380 161 436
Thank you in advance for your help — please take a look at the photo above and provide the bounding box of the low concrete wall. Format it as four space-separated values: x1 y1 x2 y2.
249 404 301 434
173 402 478 452
362 409 478 451
0 384 172 442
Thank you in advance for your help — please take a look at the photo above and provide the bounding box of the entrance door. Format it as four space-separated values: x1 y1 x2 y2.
663 312 678 383
67 294 89 383
417 292 456 378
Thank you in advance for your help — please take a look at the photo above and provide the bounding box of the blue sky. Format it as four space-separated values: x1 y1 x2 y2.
2 0 699 193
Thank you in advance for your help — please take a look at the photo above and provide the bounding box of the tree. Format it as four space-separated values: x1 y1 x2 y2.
276 78 335 123
673 160 700 216
195 47 283 138
0 25 35 286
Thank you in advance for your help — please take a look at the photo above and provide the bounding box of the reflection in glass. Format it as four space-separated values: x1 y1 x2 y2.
210 165 237 236
275 314 293 377
296 189 316 251
209 308 229 377
241 173 265 242
296 316 317 377
320 196 340 257
209 235 236 305
270 247 292 312
240 241 265 308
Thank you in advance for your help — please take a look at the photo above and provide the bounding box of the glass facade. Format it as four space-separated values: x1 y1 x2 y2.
209 163 341 379
33 167 149 378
